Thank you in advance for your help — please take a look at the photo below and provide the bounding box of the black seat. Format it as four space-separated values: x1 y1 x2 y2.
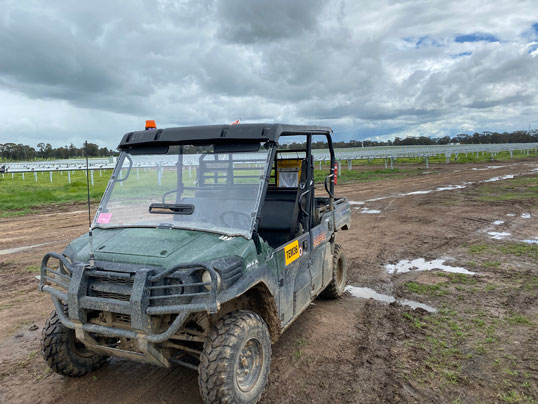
258 188 300 248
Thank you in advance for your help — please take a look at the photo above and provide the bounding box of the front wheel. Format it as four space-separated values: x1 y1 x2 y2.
41 309 107 377
199 310 271 404
320 243 347 299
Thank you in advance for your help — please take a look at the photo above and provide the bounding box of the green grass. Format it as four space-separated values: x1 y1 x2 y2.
468 242 538 261
317 148 538 168
482 261 501 268
405 281 447 296
1 161 423 216
506 314 532 326
469 244 489 254
2 150 536 216
472 176 538 202
500 244 538 260
0 170 113 217
313 167 425 184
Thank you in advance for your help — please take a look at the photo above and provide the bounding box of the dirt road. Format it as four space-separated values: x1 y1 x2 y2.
1 159 537 403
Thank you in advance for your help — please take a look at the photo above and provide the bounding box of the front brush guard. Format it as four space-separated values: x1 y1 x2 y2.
39 252 221 367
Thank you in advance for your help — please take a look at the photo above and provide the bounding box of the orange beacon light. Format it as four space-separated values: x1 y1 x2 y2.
145 120 156 130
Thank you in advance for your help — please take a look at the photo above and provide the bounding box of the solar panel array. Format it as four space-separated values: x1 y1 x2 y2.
2 143 538 174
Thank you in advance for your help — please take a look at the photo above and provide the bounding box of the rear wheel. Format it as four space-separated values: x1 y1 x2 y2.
321 243 347 299
199 310 271 404
41 309 107 377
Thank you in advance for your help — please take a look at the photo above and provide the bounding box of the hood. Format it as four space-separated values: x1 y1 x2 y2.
68 227 257 269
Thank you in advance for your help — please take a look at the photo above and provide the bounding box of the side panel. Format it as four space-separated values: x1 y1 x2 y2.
309 217 331 295
334 197 352 230
274 233 311 327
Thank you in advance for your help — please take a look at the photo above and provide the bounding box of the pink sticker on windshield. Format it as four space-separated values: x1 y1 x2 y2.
97 213 112 224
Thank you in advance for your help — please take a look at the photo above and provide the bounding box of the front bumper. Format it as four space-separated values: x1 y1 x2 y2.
39 252 221 367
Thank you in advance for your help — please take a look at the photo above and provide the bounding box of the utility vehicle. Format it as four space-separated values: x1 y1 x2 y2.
39 123 351 404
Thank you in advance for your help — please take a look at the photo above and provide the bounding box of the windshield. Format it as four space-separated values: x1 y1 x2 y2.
93 143 271 238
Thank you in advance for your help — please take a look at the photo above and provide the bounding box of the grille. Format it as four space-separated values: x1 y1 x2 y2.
93 290 131 302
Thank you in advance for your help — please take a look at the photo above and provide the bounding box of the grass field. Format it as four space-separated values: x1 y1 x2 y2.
0 170 113 217
1 148 536 218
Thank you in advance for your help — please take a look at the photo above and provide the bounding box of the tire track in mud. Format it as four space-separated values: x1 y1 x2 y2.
353 300 400 403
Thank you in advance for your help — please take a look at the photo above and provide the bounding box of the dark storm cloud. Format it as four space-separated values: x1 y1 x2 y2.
0 0 537 147
216 0 325 44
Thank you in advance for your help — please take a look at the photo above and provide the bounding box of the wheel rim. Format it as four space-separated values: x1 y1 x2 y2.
235 338 263 393
335 256 345 291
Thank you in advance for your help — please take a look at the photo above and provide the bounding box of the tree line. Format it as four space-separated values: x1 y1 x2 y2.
284 130 538 150
2 130 537 161
0 142 117 161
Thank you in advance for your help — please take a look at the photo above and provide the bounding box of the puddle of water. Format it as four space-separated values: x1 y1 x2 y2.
365 196 389 202
346 286 395 303
0 241 58 256
435 185 465 191
355 170 519 206
488 231 510 240
398 298 437 313
492 220 504 225
507 213 516 217
481 174 515 183
385 258 475 275
360 208 381 214
522 239 538 244
345 286 437 313
403 190 433 195
472 166 503 171
521 213 531 219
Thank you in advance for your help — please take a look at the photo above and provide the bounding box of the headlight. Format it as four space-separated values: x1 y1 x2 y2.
202 270 221 291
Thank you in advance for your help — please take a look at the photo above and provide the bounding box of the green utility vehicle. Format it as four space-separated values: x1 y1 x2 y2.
39 123 351 403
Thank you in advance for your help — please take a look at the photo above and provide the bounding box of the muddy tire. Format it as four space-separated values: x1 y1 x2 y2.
41 309 107 377
321 243 347 299
199 310 271 404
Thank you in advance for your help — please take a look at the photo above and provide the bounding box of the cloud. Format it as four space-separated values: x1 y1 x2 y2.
0 0 537 148
216 0 325 44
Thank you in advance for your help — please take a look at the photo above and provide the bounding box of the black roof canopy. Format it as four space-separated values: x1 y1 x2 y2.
118 123 332 150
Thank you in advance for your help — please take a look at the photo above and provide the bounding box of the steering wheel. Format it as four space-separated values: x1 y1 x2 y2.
219 211 251 229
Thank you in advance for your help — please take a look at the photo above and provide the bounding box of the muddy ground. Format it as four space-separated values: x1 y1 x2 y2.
1 159 537 404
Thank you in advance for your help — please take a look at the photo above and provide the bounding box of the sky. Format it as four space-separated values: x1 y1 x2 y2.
0 0 537 148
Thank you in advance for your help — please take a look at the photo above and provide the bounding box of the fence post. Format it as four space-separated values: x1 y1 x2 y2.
91 170 94 186
50 171 53 183
68 170 71 184
34 172 38 182
425 156 429 169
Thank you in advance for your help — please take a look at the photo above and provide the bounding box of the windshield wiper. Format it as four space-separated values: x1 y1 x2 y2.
148 203 194 215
